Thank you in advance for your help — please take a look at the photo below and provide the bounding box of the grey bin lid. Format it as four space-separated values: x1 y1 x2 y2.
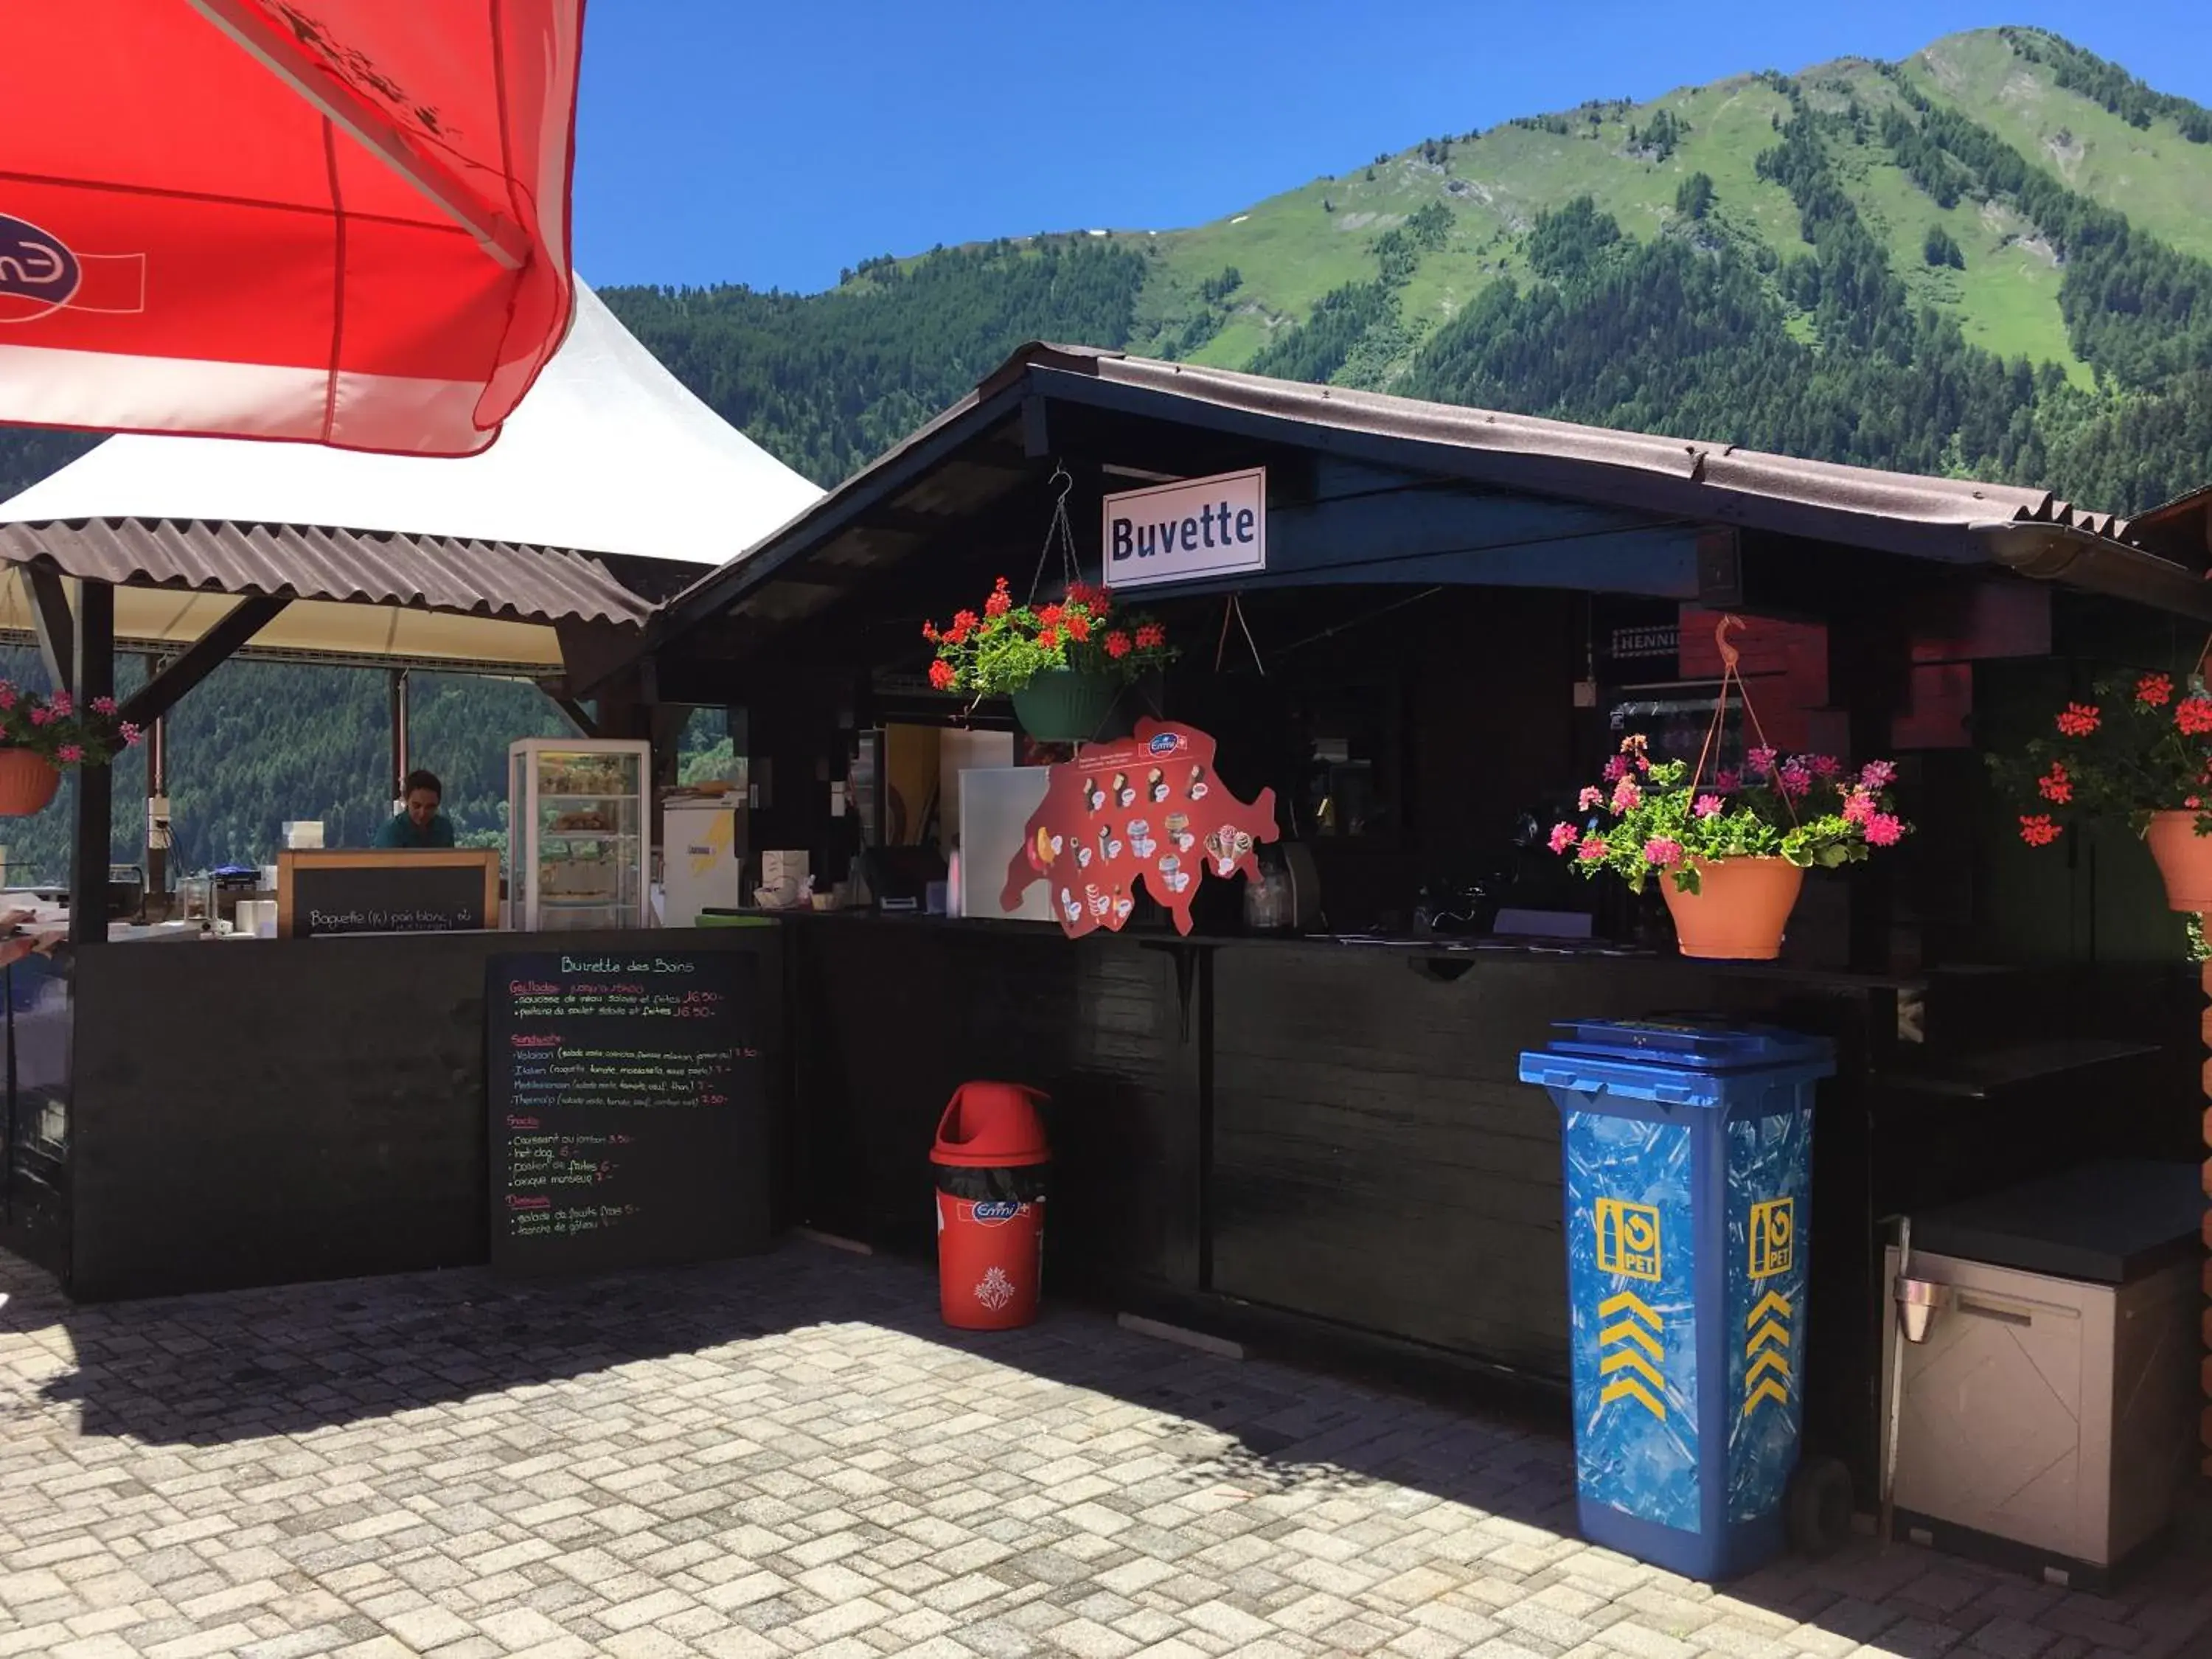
1910 1159 2207 1285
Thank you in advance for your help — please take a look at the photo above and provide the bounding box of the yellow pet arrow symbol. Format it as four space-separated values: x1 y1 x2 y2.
1594 1287 1668 1420
1746 1349 1791 1390
1601 1347 1666 1391
1743 1377 1791 1414
1746 1318 1790 1355
1747 1290 1792 1328
1599 1289 1662 1324
1601 1375 1667 1420
1599 1319 1663 1360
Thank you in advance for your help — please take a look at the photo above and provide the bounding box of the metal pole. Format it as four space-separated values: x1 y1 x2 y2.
146 654 170 908
391 669 410 807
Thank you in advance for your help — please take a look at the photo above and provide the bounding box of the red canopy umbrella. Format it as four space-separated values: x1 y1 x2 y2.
0 0 583 456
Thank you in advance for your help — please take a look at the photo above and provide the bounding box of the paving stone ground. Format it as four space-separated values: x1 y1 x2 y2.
2 1241 2208 1659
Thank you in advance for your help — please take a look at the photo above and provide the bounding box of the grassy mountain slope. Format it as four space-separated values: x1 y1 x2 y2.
1 26 2210 883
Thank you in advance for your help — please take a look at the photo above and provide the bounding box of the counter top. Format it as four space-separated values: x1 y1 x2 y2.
749 905 1931 991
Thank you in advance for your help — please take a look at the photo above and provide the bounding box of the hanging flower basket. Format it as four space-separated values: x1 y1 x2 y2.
2143 811 2212 912
1010 668 1124 743
1998 675 2212 927
0 748 59 817
0 680 144 816
1549 618 1908 961
1660 856 1805 961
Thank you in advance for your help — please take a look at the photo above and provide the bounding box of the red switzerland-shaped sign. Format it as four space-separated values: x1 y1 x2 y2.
1001 720 1279 939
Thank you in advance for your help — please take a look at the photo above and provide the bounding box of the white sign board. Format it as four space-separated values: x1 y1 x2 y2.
1102 467 1266 591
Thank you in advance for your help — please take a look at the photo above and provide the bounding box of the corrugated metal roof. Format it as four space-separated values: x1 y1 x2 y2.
1018 345 2132 541
656 341 2151 643
0 517 655 628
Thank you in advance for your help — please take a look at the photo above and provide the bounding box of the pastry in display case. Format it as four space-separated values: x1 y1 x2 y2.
507 738 651 931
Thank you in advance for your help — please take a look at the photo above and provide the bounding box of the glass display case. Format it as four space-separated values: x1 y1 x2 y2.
507 738 652 931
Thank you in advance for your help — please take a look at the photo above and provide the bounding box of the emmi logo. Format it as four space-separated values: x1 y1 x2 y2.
1594 1197 1661 1281
1748 1197 1795 1281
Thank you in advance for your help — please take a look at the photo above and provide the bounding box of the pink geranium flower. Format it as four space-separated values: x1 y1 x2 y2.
1549 823 1579 855
1694 794 1724 818
120 722 143 746
1842 790 1874 827
1864 813 1904 847
1859 759 1896 790
56 744 83 765
27 706 50 726
1610 777 1643 813
49 691 72 717
1746 745 1778 777
1643 838 1683 869
1577 838 1609 863
1578 786 1605 811
91 696 116 715
1601 755 1630 783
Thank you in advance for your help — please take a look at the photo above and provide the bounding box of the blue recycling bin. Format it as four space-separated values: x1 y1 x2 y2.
1519 1018 1834 1582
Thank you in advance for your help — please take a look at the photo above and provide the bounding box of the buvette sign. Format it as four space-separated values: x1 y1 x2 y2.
1102 467 1266 591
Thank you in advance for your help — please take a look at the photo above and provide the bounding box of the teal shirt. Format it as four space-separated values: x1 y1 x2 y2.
372 810 456 849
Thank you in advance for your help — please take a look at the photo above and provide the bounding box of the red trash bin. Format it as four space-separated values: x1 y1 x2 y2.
931 1082 1048 1330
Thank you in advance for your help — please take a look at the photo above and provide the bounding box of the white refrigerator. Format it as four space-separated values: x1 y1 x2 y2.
660 800 748 925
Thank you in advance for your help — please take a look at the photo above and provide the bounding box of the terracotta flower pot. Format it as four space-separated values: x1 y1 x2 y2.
2143 810 2212 912
0 748 60 817
1660 856 1805 961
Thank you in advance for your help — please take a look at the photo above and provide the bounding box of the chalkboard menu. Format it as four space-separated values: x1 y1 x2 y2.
487 950 762 1274
279 850 499 937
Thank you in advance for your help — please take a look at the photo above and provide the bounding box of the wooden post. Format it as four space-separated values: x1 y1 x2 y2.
69 582 115 947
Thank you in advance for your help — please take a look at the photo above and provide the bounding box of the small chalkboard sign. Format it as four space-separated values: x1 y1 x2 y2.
279 849 499 937
486 949 762 1275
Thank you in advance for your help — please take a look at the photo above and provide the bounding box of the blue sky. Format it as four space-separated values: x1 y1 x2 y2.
573 1 2211 296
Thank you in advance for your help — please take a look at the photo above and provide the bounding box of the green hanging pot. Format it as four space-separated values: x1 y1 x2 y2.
1010 669 1124 743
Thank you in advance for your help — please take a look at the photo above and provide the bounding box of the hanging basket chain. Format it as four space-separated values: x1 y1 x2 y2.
1688 615 1798 829
1026 464 1081 606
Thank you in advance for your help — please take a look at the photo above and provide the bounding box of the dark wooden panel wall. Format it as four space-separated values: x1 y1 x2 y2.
784 919 1202 1295
1208 945 1885 1381
66 927 785 1301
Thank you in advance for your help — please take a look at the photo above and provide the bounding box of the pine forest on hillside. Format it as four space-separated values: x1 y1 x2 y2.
3 26 2212 883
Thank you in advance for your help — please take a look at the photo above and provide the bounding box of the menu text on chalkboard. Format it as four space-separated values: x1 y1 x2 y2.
281 849 498 938
487 950 762 1274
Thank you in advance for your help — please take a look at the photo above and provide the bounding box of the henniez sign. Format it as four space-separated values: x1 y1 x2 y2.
1102 468 1266 591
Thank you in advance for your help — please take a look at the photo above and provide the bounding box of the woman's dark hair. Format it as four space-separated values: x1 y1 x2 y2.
403 769 443 799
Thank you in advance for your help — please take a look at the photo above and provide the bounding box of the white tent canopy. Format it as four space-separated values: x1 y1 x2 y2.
0 282 823 674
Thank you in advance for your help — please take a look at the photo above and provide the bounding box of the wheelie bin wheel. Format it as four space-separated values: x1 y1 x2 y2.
1785 1455 1853 1560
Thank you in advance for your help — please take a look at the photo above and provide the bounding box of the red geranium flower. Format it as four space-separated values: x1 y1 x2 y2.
1104 631 1133 660
2037 762 2072 804
1036 603 1065 629
922 620 941 642
2019 814 2064 846
2177 697 2212 736
928 660 956 692
1037 626 1060 650
2136 672 2174 707
2055 703 2100 737
953 609 979 634
984 578 1013 619
1065 612 1091 643
1134 623 1166 650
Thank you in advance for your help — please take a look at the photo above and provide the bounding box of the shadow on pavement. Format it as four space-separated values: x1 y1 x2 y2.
4 1237 2209 1655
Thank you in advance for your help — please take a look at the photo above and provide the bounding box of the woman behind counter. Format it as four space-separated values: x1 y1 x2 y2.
372 769 456 849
